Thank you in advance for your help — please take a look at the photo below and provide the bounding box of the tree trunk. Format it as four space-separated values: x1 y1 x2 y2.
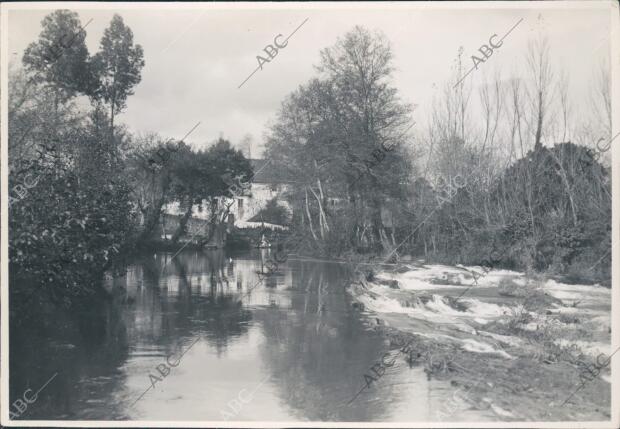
304 187 318 242
139 175 170 243
171 201 193 244
309 186 328 238
548 150 578 227
534 90 543 149
371 198 384 250
110 81 117 140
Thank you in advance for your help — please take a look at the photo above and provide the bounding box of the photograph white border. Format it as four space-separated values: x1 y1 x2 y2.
1 1 618 427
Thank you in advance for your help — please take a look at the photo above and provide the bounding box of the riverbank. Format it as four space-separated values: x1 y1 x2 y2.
347 262 612 421
139 226 294 253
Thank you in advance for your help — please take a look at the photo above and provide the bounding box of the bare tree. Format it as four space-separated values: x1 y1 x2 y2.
240 133 254 159
588 58 612 161
524 36 555 149
555 70 572 143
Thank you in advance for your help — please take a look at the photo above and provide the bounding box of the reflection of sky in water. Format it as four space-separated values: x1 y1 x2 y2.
11 249 492 422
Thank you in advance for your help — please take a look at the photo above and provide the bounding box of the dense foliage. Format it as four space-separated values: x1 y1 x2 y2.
9 11 612 330
9 11 253 320
248 198 291 226
265 27 611 283
265 27 415 253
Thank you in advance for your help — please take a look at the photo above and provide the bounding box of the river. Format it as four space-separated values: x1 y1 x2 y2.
9 249 497 422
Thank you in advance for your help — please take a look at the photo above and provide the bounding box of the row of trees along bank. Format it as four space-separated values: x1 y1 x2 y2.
264 26 611 285
8 10 253 322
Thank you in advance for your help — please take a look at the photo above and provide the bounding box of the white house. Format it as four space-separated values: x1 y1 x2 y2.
228 159 292 229
163 159 293 234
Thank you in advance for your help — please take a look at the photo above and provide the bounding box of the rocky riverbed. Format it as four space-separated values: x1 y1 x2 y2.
347 262 612 421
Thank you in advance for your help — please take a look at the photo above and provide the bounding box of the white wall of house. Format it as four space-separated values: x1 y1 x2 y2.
162 182 290 230
234 183 287 222
163 201 214 221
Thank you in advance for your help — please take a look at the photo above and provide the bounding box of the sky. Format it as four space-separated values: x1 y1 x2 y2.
6 2 613 157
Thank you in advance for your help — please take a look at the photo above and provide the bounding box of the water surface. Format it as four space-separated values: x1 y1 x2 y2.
10 249 491 422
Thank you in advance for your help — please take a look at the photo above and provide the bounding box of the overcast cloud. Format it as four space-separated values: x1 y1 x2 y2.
7 3 611 157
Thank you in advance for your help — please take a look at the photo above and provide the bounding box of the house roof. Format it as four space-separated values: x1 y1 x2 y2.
250 159 296 184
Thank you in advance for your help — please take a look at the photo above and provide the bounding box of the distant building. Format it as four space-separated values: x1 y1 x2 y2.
162 159 293 240
229 159 293 227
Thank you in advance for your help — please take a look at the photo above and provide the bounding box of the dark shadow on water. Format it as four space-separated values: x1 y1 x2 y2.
10 249 397 421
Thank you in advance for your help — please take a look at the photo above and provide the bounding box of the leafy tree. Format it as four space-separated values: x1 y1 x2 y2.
91 14 144 131
248 198 291 226
491 143 610 271
22 10 95 105
9 107 137 315
167 138 253 244
10 12 142 318
126 133 178 243
265 26 414 252
167 143 202 242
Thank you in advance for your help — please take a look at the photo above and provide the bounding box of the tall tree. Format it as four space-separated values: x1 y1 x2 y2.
525 35 555 150
167 138 253 244
265 27 415 253
92 14 144 132
126 133 177 242
22 10 95 107
587 59 612 162
321 27 414 249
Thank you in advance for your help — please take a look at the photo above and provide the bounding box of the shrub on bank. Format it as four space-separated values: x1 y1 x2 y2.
9 136 137 315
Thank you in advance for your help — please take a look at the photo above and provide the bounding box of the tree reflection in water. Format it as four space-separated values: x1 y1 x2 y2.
10 249 407 421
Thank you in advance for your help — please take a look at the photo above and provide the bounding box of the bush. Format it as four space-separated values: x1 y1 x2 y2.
248 198 291 226
9 135 137 313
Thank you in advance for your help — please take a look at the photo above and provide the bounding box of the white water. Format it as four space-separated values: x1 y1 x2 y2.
351 264 611 360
